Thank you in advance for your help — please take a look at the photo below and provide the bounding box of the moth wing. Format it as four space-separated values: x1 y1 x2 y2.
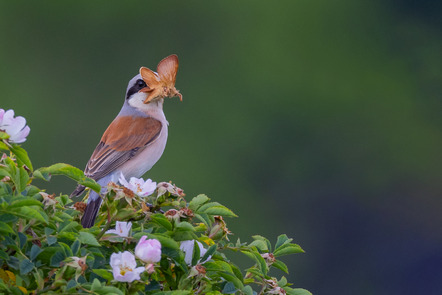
140 66 160 88
157 54 179 85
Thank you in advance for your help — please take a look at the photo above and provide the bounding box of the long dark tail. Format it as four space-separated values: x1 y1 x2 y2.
70 184 86 198
81 191 102 228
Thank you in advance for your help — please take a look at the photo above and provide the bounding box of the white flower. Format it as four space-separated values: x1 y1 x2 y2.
105 221 132 237
180 240 211 265
0 109 30 143
119 173 156 197
110 251 144 282
135 236 162 264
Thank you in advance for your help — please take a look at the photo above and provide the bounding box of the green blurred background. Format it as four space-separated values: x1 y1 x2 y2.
1 1 442 294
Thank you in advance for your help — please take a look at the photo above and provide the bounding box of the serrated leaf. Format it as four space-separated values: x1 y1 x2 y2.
153 291 192 295
91 278 101 290
204 205 237 217
66 279 77 290
10 145 33 171
273 243 304 257
249 240 268 252
272 260 289 274
188 194 209 211
222 282 237 294
47 236 57 246
191 240 201 266
35 163 100 193
175 221 195 232
194 213 211 228
151 214 173 231
18 232 27 249
242 285 254 295
78 232 100 246
92 269 113 281
44 227 55 236
50 250 66 267
30 245 43 261
284 287 313 295
275 234 292 250
218 271 244 289
19 259 34 275
71 240 81 256
197 202 222 213
33 170 51 181
200 244 216 263
278 276 288 287
252 235 272 251
6 206 47 224
0 221 13 234
242 248 268 274
9 198 42 208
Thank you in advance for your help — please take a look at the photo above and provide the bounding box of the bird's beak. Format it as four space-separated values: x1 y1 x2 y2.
139 87 151 93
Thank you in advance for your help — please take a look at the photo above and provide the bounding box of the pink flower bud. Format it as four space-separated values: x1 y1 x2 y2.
135 236 162 264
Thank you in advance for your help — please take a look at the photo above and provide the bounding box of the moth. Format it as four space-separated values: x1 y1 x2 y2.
139 54 183 104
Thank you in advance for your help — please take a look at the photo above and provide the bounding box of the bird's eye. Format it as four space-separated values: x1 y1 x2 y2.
136 79 146 88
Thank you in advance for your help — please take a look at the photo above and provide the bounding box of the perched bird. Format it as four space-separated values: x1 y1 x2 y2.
71 54 182 228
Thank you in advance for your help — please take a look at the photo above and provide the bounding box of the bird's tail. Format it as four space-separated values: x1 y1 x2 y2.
81 191 102 228
70 184 86 198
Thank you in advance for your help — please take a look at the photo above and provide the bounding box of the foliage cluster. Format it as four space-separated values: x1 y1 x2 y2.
0 132 310 294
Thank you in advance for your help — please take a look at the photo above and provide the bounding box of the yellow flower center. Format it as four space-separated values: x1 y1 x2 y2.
136 183 143 193
120 266 133 276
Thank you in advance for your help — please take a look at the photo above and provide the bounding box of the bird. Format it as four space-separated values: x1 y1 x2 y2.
71 54 182 228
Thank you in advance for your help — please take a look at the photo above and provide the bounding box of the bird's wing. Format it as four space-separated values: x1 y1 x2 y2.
84 116 162 180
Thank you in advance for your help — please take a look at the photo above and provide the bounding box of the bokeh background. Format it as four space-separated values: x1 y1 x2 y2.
1 1 442 294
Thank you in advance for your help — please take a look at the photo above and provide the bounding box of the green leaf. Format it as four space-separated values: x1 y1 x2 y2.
200 244 216 263
0 221 13 234
30 244 43 261
35 163 100 193
50 250 67 267
203 205 237 218
44 227 55 236
278 276 288 287
47 236 57 246
92 269 113 281
242 285 254 295
197 201 221 213
33 170 50 181
151 214 173 231
191 240 201 266
284 287 313 295
78 231 100 246
249 240 268 252
20 259 34 275
4 206 47 224
272 260 289 273
241 247 268 274
275 234 292 250
153 291 192 295
188 194 209 211
9 198 42 208
194 213 211 228
10 145 33 171
175 221 196 232
218 271 244 289
18 232 27 249
222 282 237 294
71 240 81 256
252 235 272 251
273 243 304 257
